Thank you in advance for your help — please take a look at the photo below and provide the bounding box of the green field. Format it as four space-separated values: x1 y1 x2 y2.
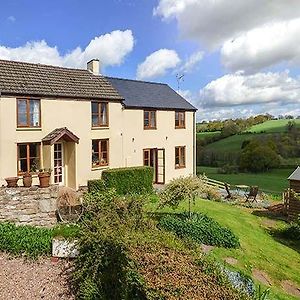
204 133 264 153
197 131 221 140
248 119 300 133
197 166 293 194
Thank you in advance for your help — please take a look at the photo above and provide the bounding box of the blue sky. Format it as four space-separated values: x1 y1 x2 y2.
1 0 300 120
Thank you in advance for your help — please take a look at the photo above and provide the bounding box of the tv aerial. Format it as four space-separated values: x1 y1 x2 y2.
176 73 185 91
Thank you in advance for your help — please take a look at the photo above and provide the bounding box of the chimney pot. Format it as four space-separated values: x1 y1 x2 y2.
87 59 100 75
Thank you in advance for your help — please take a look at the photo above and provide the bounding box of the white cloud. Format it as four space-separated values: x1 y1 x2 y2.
198 71 300 107
180 51 204 73
136 49 180 80
155 0 300 71
221 18 300 72
0 30 134 69
155 0 300 48
7 16 16 23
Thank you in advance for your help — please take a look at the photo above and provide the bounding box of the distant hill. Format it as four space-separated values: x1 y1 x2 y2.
247 119 300 133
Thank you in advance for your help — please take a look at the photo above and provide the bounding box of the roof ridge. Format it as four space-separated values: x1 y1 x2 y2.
106 76 167 86
0 58 91 73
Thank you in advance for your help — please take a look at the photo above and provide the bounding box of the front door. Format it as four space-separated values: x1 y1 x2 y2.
54 143 64 185
143 148 165 184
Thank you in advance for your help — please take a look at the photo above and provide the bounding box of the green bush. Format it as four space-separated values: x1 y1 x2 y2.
158 213 240 248
87 179 106 193
102 166 154 195
277 218 300 241
0 222 52 258
73 190 149 299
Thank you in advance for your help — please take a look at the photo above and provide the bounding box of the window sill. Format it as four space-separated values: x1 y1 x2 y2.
16 127 42 132
175 127 186 129
91 126 109 130
144 127 157 130
175 166 186 169
92 166 109 171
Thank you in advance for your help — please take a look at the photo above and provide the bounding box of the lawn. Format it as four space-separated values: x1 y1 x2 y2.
248 119 300 134
148 199 300 300
197 166 293 194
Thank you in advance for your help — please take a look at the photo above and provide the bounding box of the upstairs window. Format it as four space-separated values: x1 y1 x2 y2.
92 139 109 168
175 111 185 128
17 98 40 128
92 102 108 127
175 146 186 169
144 110 156 129
17 143 40 174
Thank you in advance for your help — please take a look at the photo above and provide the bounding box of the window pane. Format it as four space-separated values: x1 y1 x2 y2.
18 100 27 126
150 111 156 128
30 158 40 172
92 140 100 166
19 144 27 159
101 140 107 152
100 103 107 125
92 115 99 127
144 111 149 127
19 159 27 173
29 144 38 158
92 102 99 114
29 100 40 127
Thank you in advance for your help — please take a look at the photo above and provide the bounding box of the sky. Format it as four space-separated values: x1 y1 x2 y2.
1 0 300 121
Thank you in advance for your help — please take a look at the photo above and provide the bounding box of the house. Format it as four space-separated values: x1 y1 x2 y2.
0 59 197 189
288 166 300 193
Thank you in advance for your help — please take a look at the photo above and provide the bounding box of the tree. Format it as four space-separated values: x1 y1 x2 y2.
239 144 280 172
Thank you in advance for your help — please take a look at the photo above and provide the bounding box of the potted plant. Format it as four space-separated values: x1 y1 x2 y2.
38 168 52 188
22 172 32 187
5 177 19 188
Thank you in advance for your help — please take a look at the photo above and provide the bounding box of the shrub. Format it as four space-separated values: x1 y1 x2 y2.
217 164 239 174
159 176 206 215
73 191 149 299
158 213 240 248
102 166 153 195
0 222 52 258
87 179 106 193
277 218 300 241
159 176 222 212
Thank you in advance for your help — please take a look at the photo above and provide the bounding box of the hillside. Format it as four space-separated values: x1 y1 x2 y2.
247 119 300 133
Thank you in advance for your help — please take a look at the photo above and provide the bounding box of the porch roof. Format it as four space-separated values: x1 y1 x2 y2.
42 127 79 145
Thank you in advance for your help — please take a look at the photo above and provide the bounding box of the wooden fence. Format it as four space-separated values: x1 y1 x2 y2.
283 189 300 221
202 176 229 190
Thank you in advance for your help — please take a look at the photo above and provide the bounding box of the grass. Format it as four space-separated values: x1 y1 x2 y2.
197 166 293 194
248 119 300 134
147 199 300 300
204 133 264 153
197 131 221 140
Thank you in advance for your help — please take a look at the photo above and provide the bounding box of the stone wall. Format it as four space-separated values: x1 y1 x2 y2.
0 185 59 227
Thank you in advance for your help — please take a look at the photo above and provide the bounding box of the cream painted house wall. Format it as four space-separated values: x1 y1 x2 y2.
0 96 195 189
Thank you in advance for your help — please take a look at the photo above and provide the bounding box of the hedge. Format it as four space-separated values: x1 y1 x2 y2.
87 179 107 193
101 166 154 195
158 213 240 248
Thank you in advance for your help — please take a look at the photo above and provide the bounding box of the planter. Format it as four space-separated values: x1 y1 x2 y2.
23 173 32 187
38 172 51 188
5 177 19 188
52 238 78 258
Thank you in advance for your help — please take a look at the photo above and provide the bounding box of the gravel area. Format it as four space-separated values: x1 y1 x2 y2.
0 253 74 300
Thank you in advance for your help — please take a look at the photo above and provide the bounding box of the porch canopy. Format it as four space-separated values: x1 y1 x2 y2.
42 127 79 145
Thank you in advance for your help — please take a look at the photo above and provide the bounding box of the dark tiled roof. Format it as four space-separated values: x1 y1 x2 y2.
0 59 123 100
106 77 197 111
42 127 79 145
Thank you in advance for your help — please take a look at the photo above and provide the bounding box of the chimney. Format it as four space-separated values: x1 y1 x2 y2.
87 59 100 75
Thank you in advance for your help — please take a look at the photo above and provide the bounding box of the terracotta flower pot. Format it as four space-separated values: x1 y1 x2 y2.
5 177 19 188
38 172 51 188
23 173 32 187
